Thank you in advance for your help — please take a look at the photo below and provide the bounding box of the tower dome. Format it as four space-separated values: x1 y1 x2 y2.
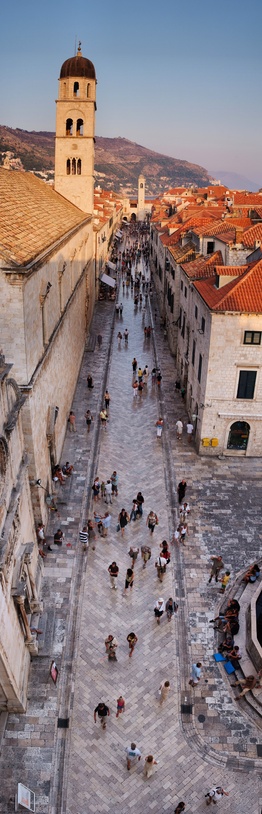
60 42 96 80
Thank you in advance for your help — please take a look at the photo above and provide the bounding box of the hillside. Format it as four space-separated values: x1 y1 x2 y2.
0 125 211 195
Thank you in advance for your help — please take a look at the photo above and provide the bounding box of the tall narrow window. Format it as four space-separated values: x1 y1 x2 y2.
66 118 73 136
74 81 79 96
201 317 205 334
66 159 71 175
192 339 196 366
76 118 84 136
72 158 76 175
77 158 81 175
198 354 202 383
87 83 90 97
237 370 257 399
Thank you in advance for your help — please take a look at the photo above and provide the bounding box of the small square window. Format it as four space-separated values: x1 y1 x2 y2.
244 331 261 345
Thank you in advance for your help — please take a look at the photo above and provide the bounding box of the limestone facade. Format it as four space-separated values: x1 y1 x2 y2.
0 359 40 712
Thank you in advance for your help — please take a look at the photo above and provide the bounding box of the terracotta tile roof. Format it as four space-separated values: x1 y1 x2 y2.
241 223 262 247
215 265 248 276
233 192 262 206
180 251 224 280
194 259 262 312
0 168 89 266
168 241 196 263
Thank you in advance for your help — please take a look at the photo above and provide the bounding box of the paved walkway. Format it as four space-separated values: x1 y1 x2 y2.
0 243 261 814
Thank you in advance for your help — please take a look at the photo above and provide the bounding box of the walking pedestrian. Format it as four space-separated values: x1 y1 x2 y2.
128 546 139 567
108 561 119 589
85 409 93 433
127 631 138 657
189 662 202 687
136 491 144 516
205 787 229 805
179 502 190 522
100 409 108 429
101 511 111 537
158 680 170 703
133 380 138 398
116 695 125 717
94 702 110 729
179 522 188 545
123 567 134 595
118 508 130 536
104 389 111 409
156 370 162 387
104 479 112 504
54 528 64 546
117 331 122 347
155 417 163 438
155 554 167 582
176 419 183 440
141 544 151 568
186 421 194 442
132 357 137 374
174 803 185 813
68 410 76 432
105 634 118 661
147 510 159 534
165 597 178 621
92 477 100 502
79 525 89 551
219 571 231 593
87 374 94 389
87 518 96 547
97 334 102 348
111 470 118 496
137 367 143 382
125 743 141 770
177 479 187 504
144 755 158 778
124 328 129 343
208 555 224 583
154 597 165 624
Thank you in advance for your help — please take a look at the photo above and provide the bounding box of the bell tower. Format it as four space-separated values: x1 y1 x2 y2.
55 43 96 214
137 174 145 220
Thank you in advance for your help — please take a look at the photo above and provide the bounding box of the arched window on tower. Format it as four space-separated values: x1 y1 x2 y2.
140 183 144 188
66 118 73 136
72 158 76 175
76 118 84 136
87 83 90 97
77 159 82 175
74 81 79 97
66 159 71 175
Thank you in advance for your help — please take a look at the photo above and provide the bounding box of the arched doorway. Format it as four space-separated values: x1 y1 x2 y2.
227 421 250 451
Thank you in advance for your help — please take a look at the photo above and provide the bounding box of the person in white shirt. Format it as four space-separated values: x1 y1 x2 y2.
186 422 194 442
176 419 183 439
104 479 112 504
125 743 142 770
155 555 167 582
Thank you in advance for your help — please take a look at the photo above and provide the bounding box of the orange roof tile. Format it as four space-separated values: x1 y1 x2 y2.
241 223 262 247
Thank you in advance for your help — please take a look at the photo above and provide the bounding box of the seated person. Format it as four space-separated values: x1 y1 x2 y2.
225 645 241 670
52 465 66 485
54 528 64 546
62 461 74 476
243 563 260 584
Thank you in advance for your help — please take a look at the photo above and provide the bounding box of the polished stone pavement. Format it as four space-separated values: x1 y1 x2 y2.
0 243 261 814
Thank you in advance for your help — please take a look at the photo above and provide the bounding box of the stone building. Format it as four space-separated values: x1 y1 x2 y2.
176 260 262 457
0 356 41 712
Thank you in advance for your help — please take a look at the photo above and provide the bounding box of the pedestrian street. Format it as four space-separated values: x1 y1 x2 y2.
63 247 261 814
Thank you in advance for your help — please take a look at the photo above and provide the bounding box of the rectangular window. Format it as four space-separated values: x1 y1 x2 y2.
181 314 185 338
198 354 202 383
184 286 187 299
237 370 257 399
201 317 205 334
181 280 183 291
195 305 198 320
244 331 261 345
192 339 196 367
207 240 214 254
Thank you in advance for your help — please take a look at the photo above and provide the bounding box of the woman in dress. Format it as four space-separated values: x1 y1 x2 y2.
118 508 130 537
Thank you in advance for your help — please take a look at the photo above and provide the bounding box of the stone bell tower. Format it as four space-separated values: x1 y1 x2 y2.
137 173 145 221
55 42 96 214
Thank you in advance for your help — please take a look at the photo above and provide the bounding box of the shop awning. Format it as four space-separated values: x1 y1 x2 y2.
100 273 116 288
115 230 123 238
107 260 116 271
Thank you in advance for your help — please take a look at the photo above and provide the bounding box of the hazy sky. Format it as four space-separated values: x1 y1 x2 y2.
1 0 262 185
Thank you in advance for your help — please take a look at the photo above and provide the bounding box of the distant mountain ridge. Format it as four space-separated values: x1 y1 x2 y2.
209 169 261 193
0 125 211 196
